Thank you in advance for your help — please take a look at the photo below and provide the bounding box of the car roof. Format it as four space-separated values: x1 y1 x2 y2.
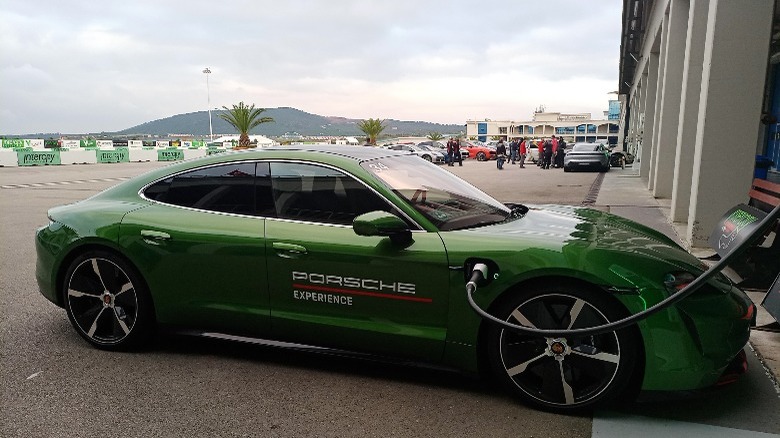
242 145 410 162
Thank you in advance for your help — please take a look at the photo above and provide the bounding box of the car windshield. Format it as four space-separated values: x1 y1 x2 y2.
362 156 513 231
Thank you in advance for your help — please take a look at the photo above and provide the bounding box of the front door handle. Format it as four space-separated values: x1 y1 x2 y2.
272 242 307 258
141 229 171 245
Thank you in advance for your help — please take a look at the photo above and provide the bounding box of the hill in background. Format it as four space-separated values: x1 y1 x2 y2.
115 107 463 138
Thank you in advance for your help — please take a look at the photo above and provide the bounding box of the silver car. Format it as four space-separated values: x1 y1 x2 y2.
563 142 610 172
383 143 446 163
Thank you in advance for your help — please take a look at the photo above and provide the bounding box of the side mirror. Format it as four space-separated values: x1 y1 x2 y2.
353 211 412 245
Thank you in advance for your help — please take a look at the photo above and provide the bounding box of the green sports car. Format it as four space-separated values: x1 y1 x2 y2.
35 146 754 411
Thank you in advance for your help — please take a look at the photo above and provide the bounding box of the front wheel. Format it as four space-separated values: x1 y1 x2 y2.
422 154 432 162
63 250 155 350
476 151 487 161
485 284 639 411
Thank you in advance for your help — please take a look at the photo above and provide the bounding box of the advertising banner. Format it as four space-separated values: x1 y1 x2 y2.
61 140 80 149
129 140 143 148
112 139 128 147
44 139 60 148
142 140 156 148
80 139 97 148
3 139 26 149
27 139 44 149
157 148 184 161
207 148 227 155
170 139 181 148
192 140 205 148
97 140 113 148
17 150 61 166
182 141 193 148
96 147 129 163
156 140 170 148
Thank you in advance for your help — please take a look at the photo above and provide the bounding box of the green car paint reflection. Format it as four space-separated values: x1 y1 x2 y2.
35 146 753 412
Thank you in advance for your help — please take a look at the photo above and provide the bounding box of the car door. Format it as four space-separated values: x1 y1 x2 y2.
264 161 450 361
120 161 274 336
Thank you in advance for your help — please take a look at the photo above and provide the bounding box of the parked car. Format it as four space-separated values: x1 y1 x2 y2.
563 142 611 172
460 141 496 161
609 145 635 168
36 146 753 412
416 140 446 151
526 143 540 163
383 143 446 163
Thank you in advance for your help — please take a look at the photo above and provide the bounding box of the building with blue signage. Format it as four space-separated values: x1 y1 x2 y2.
466 103 621 145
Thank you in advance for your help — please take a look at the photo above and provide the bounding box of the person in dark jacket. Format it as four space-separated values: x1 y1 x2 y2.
542 138 553 169
495 139 507 170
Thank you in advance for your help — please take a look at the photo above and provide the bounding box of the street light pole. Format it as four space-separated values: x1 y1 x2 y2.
203 67 213 142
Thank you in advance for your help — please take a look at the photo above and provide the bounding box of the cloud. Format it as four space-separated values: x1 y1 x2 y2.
0 0 622 134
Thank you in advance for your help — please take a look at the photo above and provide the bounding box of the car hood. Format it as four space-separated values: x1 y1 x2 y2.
452 204 703 271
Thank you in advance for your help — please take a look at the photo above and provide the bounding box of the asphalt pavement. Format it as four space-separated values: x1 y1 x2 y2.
1 158 778 437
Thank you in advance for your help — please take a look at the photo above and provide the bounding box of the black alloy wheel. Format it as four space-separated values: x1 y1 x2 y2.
486 285 638 411
63 250 154 350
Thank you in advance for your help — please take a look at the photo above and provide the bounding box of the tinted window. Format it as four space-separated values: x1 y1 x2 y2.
144 162 268 216
270 162 394 225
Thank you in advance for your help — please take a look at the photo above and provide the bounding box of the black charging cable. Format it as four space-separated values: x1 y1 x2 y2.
466 203 780 337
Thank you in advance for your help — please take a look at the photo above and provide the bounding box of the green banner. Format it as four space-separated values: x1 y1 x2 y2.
206 148 227 155
192 140 205 148
3 139 25 149
158 148 184 161
17 150 61 166
96 147 130 163
80 139 97 148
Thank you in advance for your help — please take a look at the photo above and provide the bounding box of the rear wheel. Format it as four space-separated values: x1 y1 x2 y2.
485 284 638 411
63 250 155 350
477 151 487 161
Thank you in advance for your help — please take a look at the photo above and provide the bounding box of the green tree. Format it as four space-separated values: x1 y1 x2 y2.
427 132 444 141
357 118 387 145
219 102 274 148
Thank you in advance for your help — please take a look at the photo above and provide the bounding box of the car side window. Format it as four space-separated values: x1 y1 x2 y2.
270 162 395 225
144 162 275 216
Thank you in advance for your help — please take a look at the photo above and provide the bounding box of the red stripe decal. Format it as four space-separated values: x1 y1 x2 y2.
292 283 433 303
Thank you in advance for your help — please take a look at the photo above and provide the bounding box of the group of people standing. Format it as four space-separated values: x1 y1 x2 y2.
495 136 567 170
445 137 463 166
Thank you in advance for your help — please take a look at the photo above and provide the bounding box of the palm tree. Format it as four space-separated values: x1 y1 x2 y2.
357 118 386 145
427 132 444 141
219 102 274 148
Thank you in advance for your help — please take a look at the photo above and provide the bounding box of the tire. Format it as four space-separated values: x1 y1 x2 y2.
477 151 487 161
422 154 432 162
485 283 639 411
63 250 155 350
563 166 571 172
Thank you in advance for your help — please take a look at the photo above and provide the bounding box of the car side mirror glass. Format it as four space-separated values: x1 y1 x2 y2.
353 211 412 244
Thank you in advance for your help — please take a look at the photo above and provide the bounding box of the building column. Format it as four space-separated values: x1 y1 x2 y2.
640 52 660 182
653 0 689 198
649 12 670 191
687 0 773 246
671 0 709 223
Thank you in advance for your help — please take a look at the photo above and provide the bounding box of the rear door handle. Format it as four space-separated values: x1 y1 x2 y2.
141 229 171 245
272 242 307 258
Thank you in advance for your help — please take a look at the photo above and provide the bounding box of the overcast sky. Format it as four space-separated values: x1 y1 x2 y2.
1 1 622 135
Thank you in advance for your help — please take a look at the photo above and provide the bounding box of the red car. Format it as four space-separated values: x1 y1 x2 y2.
460 141 496 161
